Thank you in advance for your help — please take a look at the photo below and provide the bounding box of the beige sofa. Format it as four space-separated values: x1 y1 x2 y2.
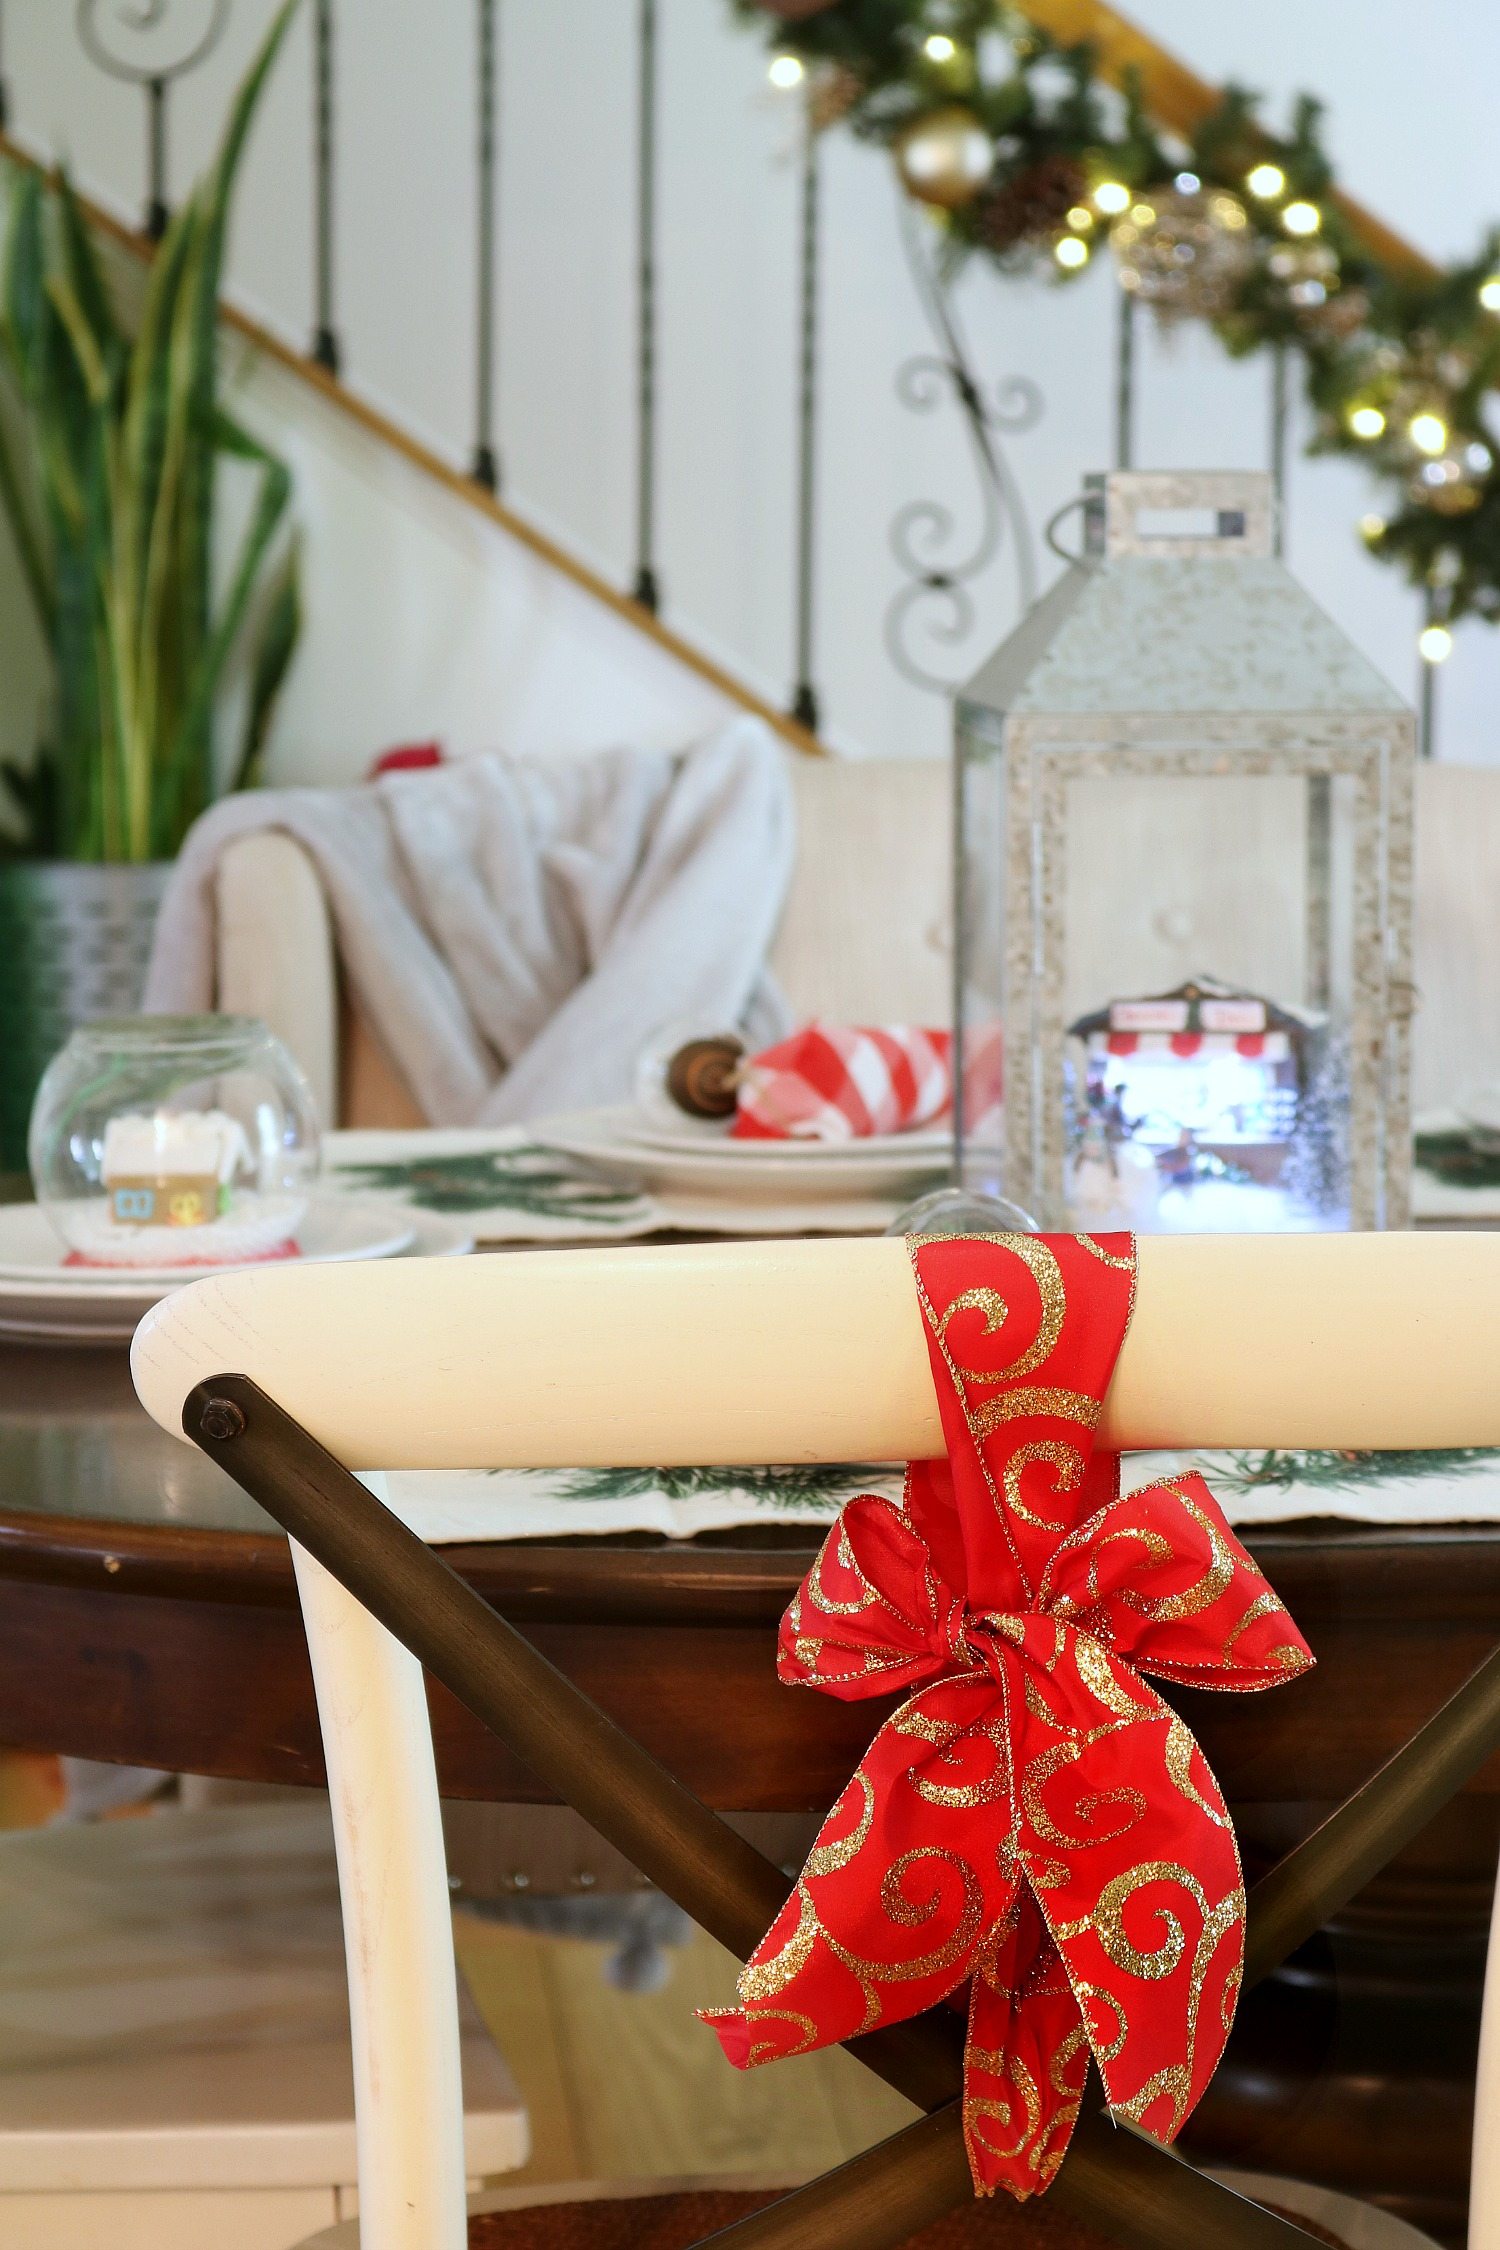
213 754 1495 1127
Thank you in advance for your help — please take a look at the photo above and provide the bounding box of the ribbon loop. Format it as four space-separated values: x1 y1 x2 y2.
705 1234 1313 2199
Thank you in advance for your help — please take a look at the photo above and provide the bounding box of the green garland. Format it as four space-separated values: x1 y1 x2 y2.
737 0 1500 631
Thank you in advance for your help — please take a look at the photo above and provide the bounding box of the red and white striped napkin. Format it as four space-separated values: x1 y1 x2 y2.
731 1023 957 1142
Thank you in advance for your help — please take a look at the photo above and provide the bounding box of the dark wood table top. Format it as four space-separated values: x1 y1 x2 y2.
3 1337 1500 1813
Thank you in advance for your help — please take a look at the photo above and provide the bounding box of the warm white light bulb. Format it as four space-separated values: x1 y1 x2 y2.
1409 412 1448 456
1419 623 1454 664
1358 513 1386 543
1092 180 1131 215
1055 235 1090 269
1282 200 1320 236
1246 162 1286 200
1066 205 1093 231
1480 275 1500 312
923 32 957 61
1349 406 1386 440
768 52 804 88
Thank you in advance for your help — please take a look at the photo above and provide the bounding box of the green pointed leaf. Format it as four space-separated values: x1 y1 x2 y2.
231 531 301 793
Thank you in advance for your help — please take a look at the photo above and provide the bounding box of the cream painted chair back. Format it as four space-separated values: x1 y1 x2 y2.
132 1233 1500 2250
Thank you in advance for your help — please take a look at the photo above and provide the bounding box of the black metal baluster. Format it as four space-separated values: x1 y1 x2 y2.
311 0 339 371
790 103 820 731
76 0 228 243
1114 289 1135 468
471 0 500 491
145 72 168 239
1270 341 1289 556
632 0 660 610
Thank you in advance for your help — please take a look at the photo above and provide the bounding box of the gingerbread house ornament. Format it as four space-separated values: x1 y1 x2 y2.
953 469 1415 1232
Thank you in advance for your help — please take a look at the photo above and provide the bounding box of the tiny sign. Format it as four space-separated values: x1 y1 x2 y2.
1200 998 1267 1033
1109 999 1189 1032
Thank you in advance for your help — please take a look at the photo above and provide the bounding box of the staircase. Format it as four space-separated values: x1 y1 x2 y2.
0 0 1494 779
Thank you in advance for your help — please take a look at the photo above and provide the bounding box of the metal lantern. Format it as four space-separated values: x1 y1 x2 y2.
953 470 1415 1233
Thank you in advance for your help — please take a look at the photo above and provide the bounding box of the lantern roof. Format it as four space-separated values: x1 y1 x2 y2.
961 471 1407 720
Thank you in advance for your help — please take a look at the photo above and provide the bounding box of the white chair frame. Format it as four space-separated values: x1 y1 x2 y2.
131 1232 1500 2250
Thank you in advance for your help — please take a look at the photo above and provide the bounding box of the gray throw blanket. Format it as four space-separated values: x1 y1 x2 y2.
144 717 794 1125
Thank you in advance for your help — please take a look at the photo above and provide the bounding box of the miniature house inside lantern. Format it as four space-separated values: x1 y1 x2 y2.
953 470 1415 1232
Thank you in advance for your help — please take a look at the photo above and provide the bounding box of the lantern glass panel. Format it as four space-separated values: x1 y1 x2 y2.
952 471 1414 1235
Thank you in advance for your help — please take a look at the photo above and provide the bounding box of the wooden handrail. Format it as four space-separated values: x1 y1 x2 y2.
0 132 825 763
1015 0 1437 283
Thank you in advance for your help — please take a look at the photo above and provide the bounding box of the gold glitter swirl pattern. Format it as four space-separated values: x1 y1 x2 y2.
1110 2063 1194 2137
1119 1487 1235 1622
970 1387 1104 1436
736 1884 821 2004
1072 1629 1154 1721
803 1774 875 1880
1164 1712 1228 1827
1088 1861 1204 1982
1021 1737 1148 1850
1076 1234 1135 1272
1003 1440 1086 1531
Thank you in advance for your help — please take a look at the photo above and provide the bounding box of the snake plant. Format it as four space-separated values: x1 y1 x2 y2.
0 0 300 862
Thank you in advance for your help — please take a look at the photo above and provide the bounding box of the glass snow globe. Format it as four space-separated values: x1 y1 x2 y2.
29 1015 320 1268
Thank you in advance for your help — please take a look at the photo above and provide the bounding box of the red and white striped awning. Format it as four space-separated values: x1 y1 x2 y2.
1087 1030 1293 1062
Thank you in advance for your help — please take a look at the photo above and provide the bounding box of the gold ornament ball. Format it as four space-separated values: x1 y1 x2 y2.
895 106 994 210
1110 184 1252 321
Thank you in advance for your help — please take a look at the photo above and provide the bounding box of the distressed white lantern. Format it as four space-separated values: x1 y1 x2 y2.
953 470 1415 1232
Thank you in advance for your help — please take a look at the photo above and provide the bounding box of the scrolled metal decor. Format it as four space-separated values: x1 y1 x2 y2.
885 205 1041 693
76 0 230 238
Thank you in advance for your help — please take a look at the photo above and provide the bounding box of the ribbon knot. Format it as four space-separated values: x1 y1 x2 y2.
703 1232 1313 2200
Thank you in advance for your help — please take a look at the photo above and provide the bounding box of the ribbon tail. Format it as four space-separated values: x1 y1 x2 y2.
961 1889 1090 2199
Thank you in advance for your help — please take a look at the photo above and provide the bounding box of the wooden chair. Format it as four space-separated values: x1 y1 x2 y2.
131 1232 1500 2250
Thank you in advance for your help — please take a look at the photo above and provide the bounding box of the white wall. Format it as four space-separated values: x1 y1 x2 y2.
3 0 1498 779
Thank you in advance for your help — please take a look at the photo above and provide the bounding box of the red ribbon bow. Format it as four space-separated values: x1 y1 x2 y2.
704 1232 1313 2199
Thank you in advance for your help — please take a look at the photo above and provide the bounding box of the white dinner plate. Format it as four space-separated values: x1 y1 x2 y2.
0 1196 415 1288
0 1207 472 1346
536 1105 950 1200
617 1109 952 1161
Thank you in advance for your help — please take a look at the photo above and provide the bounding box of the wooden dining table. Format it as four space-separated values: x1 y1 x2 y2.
1 1331 1496 2245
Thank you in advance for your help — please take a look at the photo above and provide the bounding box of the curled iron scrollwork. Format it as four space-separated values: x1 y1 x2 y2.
77 0 229 86
886 202 1042 694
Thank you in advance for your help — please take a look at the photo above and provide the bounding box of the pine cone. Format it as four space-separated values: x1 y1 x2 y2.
973 151 1088 253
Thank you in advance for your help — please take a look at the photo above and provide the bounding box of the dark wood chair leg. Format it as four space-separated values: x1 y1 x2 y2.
192 1375 1495 2250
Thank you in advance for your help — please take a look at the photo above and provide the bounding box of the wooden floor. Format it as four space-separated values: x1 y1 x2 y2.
453 1909 918 2194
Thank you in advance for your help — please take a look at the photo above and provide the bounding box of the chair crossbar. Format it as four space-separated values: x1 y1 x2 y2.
191 1373 1497 2250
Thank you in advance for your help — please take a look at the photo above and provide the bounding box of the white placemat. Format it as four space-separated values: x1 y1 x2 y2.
324 1127 905 1242
372 1443 1500 1546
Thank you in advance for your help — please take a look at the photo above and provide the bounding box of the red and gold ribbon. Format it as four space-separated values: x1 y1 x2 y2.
704 1232 1312 2198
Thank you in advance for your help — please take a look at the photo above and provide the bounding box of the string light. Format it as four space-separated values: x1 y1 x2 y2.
1480 275 1500 312
1092 180 1131 215
1409 412 1449 456
1174 170 1200 193
1066 205 1093 231
1246 162 1286 200
1358 514 1386 543
1348 406 1386 440
1130 201 1156 226
1419 623 1454 664
1055 235 1090 269
1282 200 1321 235
922 32 957 61
768 51 804 87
